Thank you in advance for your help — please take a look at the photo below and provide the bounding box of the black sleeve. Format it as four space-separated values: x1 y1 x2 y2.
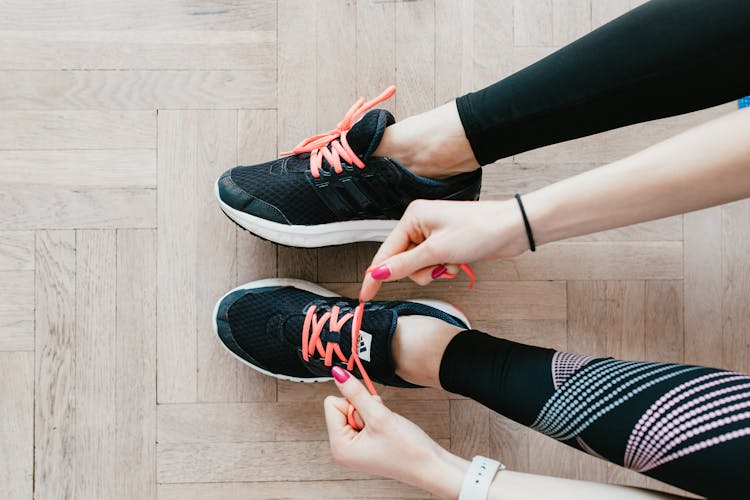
456 0 750 165
440 330 750 498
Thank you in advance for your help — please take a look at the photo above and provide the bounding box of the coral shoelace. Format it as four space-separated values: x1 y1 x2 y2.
281 86 397 178
304 265 476 431
301 302 374 430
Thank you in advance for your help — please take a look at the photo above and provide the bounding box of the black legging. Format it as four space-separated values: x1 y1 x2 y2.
456 0 750 165
440 331 750 498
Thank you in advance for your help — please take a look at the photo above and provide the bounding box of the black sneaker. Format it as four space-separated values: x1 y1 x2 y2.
215 86 482 247
212 278 470 387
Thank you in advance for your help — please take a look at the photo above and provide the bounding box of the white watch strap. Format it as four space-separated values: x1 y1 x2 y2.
458 456 505 500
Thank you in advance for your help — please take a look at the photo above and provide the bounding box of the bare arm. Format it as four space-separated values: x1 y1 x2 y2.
360 108 750 301
423 451 682 500
524 108 750 245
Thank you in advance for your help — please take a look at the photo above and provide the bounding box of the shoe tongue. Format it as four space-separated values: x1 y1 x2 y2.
346 109 395 161
283 306 397 378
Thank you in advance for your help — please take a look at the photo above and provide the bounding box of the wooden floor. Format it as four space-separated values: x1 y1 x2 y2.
1 0 747 498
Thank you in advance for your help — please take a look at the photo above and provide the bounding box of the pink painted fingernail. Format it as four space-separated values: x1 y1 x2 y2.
369 263 391 280
431 265 447 279
332 366 350 383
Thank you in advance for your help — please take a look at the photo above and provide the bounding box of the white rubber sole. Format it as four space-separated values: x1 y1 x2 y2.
212 278 471 383
215 181 398 247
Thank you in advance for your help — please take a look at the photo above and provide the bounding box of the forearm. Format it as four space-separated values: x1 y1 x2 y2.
523 108 750 245
418 449 681 500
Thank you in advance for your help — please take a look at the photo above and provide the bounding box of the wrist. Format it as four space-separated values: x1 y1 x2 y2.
519 189 563 247
487 200 532 258
412 447 469 499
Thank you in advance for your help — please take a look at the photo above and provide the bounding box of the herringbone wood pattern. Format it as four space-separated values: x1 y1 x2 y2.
1 0 744 498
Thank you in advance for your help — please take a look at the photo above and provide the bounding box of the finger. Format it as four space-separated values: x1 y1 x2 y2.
372 243 441 284
332 366 388 423
369 217 420 271
352 409 365 430
442 263 461 277
359 273 382 303
323 395 350 436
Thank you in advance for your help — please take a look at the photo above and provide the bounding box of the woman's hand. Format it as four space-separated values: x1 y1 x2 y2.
324 367 466 497
359 199 529 302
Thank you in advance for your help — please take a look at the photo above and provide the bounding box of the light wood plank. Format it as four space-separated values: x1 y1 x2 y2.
591 0 632 28
116 229 157 499
472 319 567 352
157 439 448 483
321 281 568 321
278 247 318 281
278 0 316 151
0 187 156 229
0 351 34 499
514 0 553 46
0 231 34 269
568 281 609 357
395 0 435 117
0 70 275 110
192 110 240 403
357 0 396 112
0 110 155 149
472 242 682 281
0 149 155 187
75 229 117 499
722 200 750 372
0 31 275 70
157 110 198 403
1 0 276 31
0 306 33 351
490 415 530 472
684 207 723 366
450 400 490 458
277 379 455 402
0 270 34 306
644 280 683 363
158 400 448 444
553 0 591 45
158 480 430 499
526 432 579 479
567 280 646 360
436 0 473 103
34 230 76 500
471 0 514 88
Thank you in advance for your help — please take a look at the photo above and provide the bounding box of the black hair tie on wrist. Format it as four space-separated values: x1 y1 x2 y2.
514 193 536 252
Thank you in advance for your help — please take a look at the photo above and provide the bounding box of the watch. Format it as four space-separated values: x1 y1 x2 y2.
458 455 505 500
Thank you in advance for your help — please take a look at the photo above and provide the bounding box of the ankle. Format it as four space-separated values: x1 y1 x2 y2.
374 101 480 179
391 315 463 387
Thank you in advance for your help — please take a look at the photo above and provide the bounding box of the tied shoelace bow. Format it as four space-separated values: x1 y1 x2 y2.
281 86 397 178
301 301 375 430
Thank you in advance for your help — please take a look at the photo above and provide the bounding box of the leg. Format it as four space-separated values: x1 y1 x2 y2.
376 0 750 177
392 319 750 498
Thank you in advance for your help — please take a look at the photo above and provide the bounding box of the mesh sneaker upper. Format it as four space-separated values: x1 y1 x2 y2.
216 283 468 387
218 109 482 226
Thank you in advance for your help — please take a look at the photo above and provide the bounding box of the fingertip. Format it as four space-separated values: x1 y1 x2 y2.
358 276 380 303
332 366 351 384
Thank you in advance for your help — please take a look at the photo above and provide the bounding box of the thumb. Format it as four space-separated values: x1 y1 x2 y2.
331 366 388 423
